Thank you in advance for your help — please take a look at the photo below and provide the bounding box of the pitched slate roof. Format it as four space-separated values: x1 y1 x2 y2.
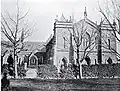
43 34 53 46
23 42 44 51
86 18 97 29
1 41 45 55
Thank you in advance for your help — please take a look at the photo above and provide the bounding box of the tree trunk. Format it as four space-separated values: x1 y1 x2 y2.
76 45 81 79
1 56 3 73
98 26 102 64
80 61 83 79
78 64 81 79
1 56 3 67
14 45 18 78
15 56 18 78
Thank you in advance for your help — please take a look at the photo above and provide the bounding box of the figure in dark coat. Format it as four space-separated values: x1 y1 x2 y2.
7 54 14 66
1 73 10 91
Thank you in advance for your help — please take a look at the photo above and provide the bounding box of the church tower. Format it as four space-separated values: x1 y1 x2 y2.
53 14 73 72
100 19 117 64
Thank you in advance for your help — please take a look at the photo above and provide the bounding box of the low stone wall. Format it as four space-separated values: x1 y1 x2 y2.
82 63 120 78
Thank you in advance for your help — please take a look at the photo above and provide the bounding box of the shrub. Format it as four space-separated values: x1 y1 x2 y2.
59 64 75 79
37 64 58 79
17 65 26 78
82 63 120 78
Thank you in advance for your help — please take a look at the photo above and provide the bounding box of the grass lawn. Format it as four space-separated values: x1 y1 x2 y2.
10 78 120 91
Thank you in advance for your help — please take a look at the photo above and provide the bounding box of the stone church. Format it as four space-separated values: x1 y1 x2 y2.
51 9 117 72
1 9 117 74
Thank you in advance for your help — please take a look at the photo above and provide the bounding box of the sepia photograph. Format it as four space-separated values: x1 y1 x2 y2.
1 0 120 91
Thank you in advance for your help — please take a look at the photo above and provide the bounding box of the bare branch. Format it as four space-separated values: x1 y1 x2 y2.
6 11 16 25
100 10 120 42
102 36 120 58
1 22 14 43
1 50 8 57
1 14 15 39
18 10 29 21
1 0 34 78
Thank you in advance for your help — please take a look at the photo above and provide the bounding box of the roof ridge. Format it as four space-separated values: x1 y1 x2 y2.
86 18 97 26
44 34 53 46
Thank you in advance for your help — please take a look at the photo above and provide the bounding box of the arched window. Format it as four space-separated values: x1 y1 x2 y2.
84 32 90 48
107 57 112 64
31 56 36 64
62 57 68 69
108 39 110 49
95 37 98 49
63 37 68 48
30 55 37 65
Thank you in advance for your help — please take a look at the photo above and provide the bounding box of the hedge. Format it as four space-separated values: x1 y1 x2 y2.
82 63 120 78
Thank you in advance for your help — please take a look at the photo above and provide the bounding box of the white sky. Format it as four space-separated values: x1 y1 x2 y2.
1 0 104 42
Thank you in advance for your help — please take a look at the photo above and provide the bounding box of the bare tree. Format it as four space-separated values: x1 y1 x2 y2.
98 0 120 59
63 20 97 79
1 1 34 78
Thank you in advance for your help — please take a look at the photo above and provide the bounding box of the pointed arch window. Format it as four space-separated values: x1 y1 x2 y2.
95 37 98 49
62 57 68 69
85 39 89 47
84 32 90 48
63 37 68 48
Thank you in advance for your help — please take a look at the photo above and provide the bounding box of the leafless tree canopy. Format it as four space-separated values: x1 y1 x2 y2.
1 1 35 78
98 0 120 58
72 21 97 62
62 20 97 78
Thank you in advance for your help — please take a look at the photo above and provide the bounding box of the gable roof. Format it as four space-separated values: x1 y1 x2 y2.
59 14 67 22
75 18 98 31
43 34 53 46
86 18 97 29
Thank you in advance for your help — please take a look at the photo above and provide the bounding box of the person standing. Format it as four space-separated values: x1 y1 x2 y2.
7 54 14 77
1 73 10 91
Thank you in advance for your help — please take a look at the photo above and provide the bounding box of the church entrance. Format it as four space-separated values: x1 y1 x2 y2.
61 57 68 69
85 56 91 65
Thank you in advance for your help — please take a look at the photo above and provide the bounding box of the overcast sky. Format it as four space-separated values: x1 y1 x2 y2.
1 0 105 42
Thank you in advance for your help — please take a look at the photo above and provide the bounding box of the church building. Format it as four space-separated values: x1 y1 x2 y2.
52 9 117 72
1 9 118 76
